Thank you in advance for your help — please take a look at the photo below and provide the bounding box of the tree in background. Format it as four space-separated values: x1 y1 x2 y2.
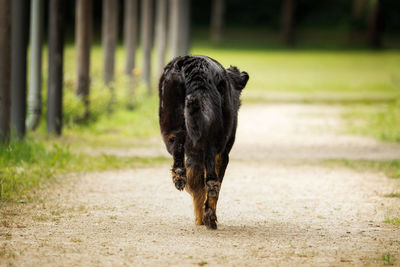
281 0 295 46
76 0 92 121
155 0 168 78
26 0 44 131
169 0 179 58
349 0 365 43
181 0 190 54
47 0 64 136
124 0 138 76
0 0 11 142
367 0 382 48
353 0 365 23
124 0 138 109
11 0 30 139
102 0 118 87
210 0 225 45
169 0 190 58
141 0 154 93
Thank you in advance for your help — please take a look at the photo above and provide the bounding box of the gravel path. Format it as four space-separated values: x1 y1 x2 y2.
1 104 400 266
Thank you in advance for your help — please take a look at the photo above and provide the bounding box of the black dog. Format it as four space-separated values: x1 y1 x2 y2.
159 55 249 229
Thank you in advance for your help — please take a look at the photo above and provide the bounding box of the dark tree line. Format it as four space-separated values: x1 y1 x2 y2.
0 0 391 143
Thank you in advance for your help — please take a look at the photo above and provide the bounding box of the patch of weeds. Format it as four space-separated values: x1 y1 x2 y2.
70 237 82 243
109 215 118 220
50 210 62 216
0 232 12 240
381 253 397 265
384 217 400 226
1 137 169 203
51 217 60 222
0 243 16 259
1 210 18 217
388 240 400 246
1 220 10 228
296 253 309 258
322 159 400 179
385 193 400 198
33 215 50 222
69 154 169 172
78 205 86 212
198 261 208 266
345 100 400 144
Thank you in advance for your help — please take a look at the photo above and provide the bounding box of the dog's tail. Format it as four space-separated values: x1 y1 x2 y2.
184 90 217 145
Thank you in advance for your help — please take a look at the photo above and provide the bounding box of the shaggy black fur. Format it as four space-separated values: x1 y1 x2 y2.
159 55 249 229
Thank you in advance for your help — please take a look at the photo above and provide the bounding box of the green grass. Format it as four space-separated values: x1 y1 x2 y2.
345 100 400 143
385 193 400 198
322 159 400 179
381 253 397 265
191 47 400 97
384 217 400 227
0 140 168 202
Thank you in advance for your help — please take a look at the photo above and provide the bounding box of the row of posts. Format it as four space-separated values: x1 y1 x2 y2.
0 0 191 141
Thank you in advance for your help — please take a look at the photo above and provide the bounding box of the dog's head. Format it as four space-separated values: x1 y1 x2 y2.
227 66 249 91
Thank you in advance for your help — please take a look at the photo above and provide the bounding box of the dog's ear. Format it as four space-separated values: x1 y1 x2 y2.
227 66 249 91
239 71 249 89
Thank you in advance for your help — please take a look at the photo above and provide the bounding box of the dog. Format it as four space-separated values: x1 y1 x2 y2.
158 55 249 229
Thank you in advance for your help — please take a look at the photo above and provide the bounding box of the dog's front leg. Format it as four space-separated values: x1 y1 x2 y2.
203 146 220 229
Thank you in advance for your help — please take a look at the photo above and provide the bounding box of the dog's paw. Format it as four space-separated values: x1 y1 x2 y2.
172 167 186 191
203 207 217 230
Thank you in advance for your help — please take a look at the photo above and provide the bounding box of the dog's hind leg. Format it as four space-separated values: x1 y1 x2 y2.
215 152 229 183
171 135 186 191
203 146 220 230
159 71 187 191
185 157 206 225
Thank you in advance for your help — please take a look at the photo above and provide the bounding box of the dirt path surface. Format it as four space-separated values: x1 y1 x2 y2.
2 104 400 266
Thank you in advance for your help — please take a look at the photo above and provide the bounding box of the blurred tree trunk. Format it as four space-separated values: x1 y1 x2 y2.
367 0 381 48
11 0 30 139
76 0 92 121
155 0 168 78
353 0 365 20
181 0 190 55
349 0 365 43
47 0 64 136
281 0 295 46
141 0 154 93
102 0 118 86
169 0 190 58
210 0 224 45
0 0 11 142
26 0 44 131
169 0 180 58
124 0 138 109
124 0 138 75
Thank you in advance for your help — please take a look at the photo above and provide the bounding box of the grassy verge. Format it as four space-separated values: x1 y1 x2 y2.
384 216 400 227
345 100 400 143
322 159 400 180
0 140 168 202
